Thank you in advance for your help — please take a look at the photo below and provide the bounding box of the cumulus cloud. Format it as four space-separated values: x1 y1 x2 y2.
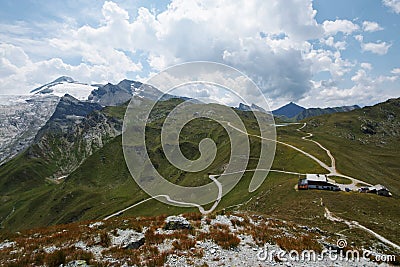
0 43 142 94
361 41 391 55
360 62 372 70
300 70 398 108
362 21 383 32
303 49 353 80
354 35 364 42
354 35 391 55
392 68 400 74
322 19 359 35
382 0 400 13
322 37 347 50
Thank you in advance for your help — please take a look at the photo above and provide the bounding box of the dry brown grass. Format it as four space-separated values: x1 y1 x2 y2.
172 238 196 250
198 224 241 249
247 223 279 246
99 231 111 247
144 249 173 267
144 228 165 245
0 212 328 266
183 212 203 221
275 234 321 252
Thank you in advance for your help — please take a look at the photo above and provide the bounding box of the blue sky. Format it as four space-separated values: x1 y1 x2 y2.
0 0 399 109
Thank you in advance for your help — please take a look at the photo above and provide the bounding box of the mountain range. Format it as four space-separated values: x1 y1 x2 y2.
0 76 358 167
0 77 174 165
272 101 360 121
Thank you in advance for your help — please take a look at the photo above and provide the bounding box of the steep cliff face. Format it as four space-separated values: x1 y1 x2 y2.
0 95 59 164
29 95 123 178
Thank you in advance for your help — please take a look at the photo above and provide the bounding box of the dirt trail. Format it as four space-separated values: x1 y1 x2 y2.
294 123 372 189
324 204 400 251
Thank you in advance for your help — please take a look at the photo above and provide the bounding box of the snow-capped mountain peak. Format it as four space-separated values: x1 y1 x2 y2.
30 76 97 101
52 76 75 83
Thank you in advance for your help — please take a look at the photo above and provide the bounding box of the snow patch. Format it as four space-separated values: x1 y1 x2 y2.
32 82 97 101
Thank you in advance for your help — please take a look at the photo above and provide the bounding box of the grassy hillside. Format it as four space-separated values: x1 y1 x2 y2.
303 97 400 195
0 97 399 253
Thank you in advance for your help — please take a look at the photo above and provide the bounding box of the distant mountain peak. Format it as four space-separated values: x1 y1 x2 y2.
31 76 76 93
29 77 95 101
272 102 305 118
52 76 75 83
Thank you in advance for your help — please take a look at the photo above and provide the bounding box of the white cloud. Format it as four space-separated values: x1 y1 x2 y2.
300 70 399 108
322 37 347 50
382 0 400 13
362 21 383 32
351 69 368 83
360 62 372 70
354 34 392 55
361 41 391 55
392 68 400 74
354 35 363 42
322 19 359 35
304 49 353 80
0 43 142 94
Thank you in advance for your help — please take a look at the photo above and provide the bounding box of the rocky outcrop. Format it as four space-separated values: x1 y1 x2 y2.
164 215 192 230
29 95 123 178
88 79 178 106
112 229 145 249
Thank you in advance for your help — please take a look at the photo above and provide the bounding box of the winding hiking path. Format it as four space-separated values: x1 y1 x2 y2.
293 122 372 190
105 174 223 219
324 203 400 251
106 121 372 219
226 121 371 189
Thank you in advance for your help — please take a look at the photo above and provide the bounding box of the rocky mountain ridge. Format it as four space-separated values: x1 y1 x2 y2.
272 102 360 121
30 94 123 178
0 77 171 165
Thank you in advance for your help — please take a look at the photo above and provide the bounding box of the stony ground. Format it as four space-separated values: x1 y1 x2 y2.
0 212 396 266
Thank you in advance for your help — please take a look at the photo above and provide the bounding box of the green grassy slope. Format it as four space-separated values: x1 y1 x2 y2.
0 97 399 250
303 97 400 195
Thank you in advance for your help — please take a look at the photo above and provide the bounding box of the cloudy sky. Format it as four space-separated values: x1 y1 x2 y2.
0 0 399 109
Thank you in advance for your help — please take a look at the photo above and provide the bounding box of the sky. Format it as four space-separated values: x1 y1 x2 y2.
0 0 399 109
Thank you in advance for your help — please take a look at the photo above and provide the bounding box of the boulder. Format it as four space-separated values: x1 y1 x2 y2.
112 229 145 249
164 215 192 230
